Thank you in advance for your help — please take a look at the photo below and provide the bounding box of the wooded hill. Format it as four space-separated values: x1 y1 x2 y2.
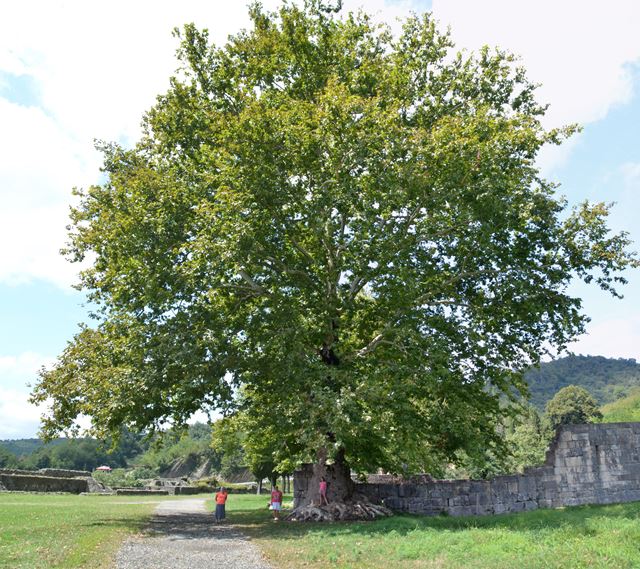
524 355 640 410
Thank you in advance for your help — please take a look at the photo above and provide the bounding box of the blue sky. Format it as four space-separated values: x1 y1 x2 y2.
1 0 639 439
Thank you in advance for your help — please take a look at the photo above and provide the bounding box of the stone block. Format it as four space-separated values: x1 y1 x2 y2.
382 497 403 511
378 483 399 498
426 497 447 508
571 433 590 441
564 456 584 468
493 503 507 514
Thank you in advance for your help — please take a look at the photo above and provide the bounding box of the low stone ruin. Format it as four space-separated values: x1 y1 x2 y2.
294 422 640 518
0 467 109 494
110 478 216 496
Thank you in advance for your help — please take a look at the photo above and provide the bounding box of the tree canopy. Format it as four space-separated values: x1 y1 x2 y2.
545 385 603 428
33 1 636 478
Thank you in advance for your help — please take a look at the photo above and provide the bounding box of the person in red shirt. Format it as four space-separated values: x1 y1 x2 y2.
270 485 284 521
214 486 228 523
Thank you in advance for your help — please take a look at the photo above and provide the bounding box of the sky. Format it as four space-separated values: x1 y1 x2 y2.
1 0 640 439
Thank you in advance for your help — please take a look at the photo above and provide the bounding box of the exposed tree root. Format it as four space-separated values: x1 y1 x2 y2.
286 500 393 522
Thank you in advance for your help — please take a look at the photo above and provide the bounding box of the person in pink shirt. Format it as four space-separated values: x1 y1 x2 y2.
270 485 283 521
319 476 329 506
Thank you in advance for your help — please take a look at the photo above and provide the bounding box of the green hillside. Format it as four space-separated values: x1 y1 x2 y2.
0 438 65 457
600 388 640 423
524 355 640 410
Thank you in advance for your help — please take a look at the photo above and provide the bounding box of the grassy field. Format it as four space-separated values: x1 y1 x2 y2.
4 491 640 568
221 494 640 569
0 493 192 569
601 388 640 423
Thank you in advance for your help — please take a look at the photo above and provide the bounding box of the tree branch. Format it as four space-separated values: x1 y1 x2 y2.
238 269 269 295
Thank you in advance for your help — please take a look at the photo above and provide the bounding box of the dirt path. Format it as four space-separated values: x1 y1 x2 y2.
115 498 273 569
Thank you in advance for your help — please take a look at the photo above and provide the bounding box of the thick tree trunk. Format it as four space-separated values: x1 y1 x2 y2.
256 479 263 495
287 447 393 522
304 447 354 506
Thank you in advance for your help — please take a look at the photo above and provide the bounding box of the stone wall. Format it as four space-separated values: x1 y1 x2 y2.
115 489 170 496
294 422 640 516
0 468 107 494
38 468 92 478
0 473 89 493
174 485 216 495
0 468 91 478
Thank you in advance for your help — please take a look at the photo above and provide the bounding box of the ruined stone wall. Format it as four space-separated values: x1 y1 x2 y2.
294 423 640 516
0 468 91 478
0 468 106 493
0 474 89 493
38 468 92 478
174 485 216 495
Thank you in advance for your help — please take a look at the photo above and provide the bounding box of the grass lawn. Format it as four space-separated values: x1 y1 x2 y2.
601 388 640 423
0 493 192 569
220 493 640 569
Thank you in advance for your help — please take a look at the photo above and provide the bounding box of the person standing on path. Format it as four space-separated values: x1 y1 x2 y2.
215 486 228 523
270 485 283 521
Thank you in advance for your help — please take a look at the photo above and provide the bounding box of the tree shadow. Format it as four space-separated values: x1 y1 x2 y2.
144 510 255 541
81 507 255 542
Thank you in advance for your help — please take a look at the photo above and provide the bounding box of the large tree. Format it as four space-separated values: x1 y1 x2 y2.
33 1 636 516
545 385 603 428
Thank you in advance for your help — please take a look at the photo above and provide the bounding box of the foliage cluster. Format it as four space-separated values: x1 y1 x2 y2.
92 467 157 488
134 423 221 475
0 430 145 472
545 385 602 428
454 384 602 478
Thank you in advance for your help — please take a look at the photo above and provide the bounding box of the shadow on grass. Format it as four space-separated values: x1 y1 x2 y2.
86 507 265 542
228 500 640 542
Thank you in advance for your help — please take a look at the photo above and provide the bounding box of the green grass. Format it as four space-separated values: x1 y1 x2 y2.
218 494 640 569
5 490 640 568
601 388 640 423
0 493 192 569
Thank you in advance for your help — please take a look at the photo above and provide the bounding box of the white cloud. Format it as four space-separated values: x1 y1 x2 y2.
431 0 640 172
0 352 55 439
0 386 44 439
0 352 54 385
0 0 425 290
621 162 640 189
0 98 98 287
568 316 640 361
0 1 268 290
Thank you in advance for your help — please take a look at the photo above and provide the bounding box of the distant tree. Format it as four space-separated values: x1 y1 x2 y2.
545 385 603 428
0 446 18 468
211 418 247 481
188 422 212 441
504 406 552 471
23 447 52 470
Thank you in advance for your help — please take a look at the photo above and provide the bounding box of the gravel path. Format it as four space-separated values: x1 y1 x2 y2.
115 498 274 569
